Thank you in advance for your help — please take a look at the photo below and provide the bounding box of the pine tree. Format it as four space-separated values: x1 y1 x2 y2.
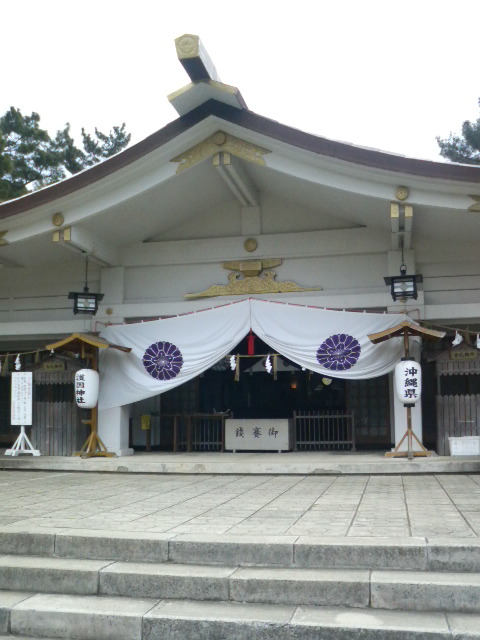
0 107 131 202
437 99 480 165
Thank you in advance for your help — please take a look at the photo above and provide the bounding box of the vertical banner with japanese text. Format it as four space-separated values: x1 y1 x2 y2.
11 372 33 426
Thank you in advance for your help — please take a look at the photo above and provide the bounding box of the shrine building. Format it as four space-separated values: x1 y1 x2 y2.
1 35 480 457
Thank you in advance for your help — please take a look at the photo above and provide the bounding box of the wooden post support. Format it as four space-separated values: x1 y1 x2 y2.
368 322 445 461
75 404 115 458
74 347 115 458
385 327 431 459
45 333 132 459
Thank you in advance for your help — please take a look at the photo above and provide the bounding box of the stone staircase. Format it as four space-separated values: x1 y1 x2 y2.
0 528 479 638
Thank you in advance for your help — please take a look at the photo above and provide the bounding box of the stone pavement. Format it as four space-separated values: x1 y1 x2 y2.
0 470 479 539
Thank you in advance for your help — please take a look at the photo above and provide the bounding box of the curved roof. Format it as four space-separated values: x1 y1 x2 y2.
1 98 479 221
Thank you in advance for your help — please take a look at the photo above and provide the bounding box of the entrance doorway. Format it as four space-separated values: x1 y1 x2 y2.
129 335 391 452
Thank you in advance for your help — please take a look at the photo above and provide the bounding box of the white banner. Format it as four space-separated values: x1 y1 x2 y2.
99 299 409 410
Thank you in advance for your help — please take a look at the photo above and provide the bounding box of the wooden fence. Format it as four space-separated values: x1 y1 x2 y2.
30 371 86 456
162 414 227 452
436 394 480 456
293 410 355 451
31 400 84 456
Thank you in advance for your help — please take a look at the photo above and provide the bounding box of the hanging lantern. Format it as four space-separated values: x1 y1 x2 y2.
69 288 104 315
75 369 99 409
384 240 422 303
68 255 104 315
394 359 422 406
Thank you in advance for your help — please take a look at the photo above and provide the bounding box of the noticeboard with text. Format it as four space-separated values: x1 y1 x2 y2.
225 418 293 452
11 372 33 426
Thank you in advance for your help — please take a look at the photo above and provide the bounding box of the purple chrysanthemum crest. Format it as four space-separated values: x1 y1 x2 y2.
143 341 183 380
316 333 361 371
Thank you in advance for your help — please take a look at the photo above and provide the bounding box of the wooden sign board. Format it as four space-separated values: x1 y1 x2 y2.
225 419 293 452
450 349 478 361
11 372 33 426
40 361 65 372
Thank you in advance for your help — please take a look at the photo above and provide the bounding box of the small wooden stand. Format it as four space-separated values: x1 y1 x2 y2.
45 333 131 458
368 321 445 461
384 405 431 460
5 426 40 456
386 327 430 460
76 405 115 458
73 345 115 458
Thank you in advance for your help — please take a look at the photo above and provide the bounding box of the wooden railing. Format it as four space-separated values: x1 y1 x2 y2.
293 410 355 451
162 414 227 452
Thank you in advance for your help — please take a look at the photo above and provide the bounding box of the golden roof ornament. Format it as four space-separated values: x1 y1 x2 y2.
185 259 321 299
395 186 409 201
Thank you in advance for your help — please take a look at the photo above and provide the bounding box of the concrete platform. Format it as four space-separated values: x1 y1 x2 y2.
0 470 479 541
0 450 479 475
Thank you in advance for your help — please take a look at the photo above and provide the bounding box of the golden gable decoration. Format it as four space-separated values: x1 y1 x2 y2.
185 259 321 299
171 131 270 173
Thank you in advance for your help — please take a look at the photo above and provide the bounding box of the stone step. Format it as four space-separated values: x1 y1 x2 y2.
10 593 157 640
0 637 60 640
1 451 479 475
1 555 480 613
101 562 372 608
370 569 480 614
0 556 112 596
4 592 480 639
3 527 480 572
143 600 479 640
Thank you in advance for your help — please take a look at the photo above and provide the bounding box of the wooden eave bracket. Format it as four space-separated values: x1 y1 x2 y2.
46 333 131 353
390 203 413 250
468 195 480 212
368 321 445 344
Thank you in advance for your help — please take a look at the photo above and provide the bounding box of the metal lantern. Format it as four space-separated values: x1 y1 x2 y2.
384 265 423 302
75 369 99 409
68 288 104 315
68 255 104 315
394 358 422 406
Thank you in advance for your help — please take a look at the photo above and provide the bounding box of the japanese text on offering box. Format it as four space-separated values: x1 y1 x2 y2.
225 419 293 451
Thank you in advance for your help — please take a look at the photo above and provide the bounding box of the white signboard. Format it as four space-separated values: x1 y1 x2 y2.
225 419 293 452
449 436 480 456
11 372 33 425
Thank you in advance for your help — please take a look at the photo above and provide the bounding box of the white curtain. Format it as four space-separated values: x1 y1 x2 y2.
99 300 250 410
250 299 406 379
99 298 409 410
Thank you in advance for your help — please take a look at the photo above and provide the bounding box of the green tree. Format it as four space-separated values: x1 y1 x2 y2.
0 107 131 202
437 99 480 165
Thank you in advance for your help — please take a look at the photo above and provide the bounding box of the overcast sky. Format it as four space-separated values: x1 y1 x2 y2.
2 0 479 161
